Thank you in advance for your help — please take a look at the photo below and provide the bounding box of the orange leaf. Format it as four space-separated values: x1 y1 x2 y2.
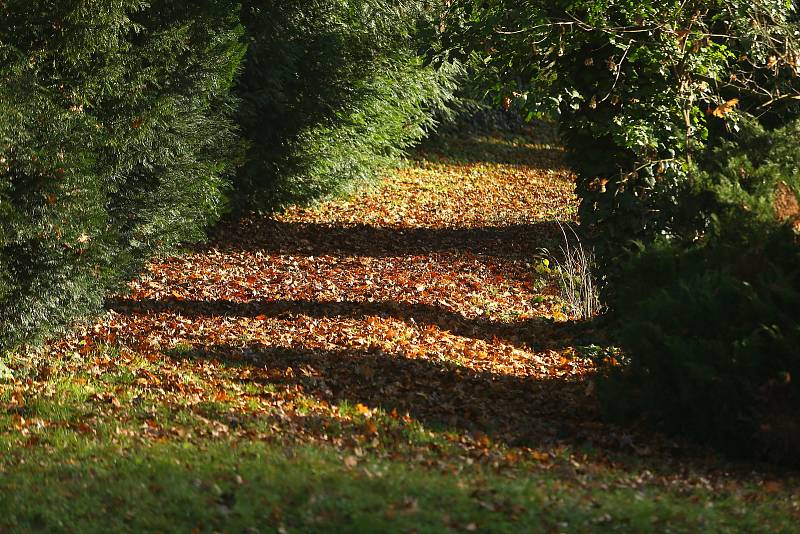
712 98 739 118
531 450 549 461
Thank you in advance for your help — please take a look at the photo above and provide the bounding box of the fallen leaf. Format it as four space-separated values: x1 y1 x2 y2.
712 98 739 118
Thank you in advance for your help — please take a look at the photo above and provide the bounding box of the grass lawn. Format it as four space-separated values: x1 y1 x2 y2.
1 360 796 533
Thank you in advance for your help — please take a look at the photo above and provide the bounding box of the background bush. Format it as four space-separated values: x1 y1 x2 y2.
0 0 244 352
0 0 459 353
443 0 800 461
607 118 800 463
444 0 800 278
235 0 460 209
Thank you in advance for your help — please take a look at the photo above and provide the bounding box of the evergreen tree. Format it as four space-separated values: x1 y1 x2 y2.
0 0 244 352
235 0 459 208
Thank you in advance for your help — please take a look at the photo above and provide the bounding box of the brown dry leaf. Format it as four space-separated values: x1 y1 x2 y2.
11 414 26 430
531 451 549 462
774 181 800 224
712 98 739 118
767 55 779 69
365 421 378 435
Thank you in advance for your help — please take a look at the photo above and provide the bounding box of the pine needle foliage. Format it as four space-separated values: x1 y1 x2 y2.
234 0 460 209
0 0 245 352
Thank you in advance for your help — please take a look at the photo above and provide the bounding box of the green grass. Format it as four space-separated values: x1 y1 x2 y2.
2 436 797 533
1 347 798 533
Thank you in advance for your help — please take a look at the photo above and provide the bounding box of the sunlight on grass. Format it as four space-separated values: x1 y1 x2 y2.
1 435 796 533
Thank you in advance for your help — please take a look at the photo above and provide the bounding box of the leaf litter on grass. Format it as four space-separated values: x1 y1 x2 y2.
2 133 799 530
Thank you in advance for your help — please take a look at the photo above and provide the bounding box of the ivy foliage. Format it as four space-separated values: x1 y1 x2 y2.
234 0 460 209
0 0 244 352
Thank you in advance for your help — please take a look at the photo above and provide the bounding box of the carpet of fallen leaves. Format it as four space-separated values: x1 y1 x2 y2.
5 133 799 503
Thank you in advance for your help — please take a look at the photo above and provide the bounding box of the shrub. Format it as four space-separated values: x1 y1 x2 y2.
606 119 800 463
443 1 800 462
235 0 460 209
444 0 800 279
0 0 244 353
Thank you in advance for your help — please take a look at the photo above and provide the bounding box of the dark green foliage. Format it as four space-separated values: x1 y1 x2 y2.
107 0 245 262
235 0 459 209
0 0 244 352
606 119 800 463
444 0 800 274
443 0 800 462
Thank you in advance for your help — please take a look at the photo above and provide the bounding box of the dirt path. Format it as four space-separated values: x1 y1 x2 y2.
23 131 779 474
98 134 623 452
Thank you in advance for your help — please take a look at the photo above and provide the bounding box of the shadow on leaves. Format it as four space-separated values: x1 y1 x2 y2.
107 296 599 353
168 341 604 451
206 221 564 262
